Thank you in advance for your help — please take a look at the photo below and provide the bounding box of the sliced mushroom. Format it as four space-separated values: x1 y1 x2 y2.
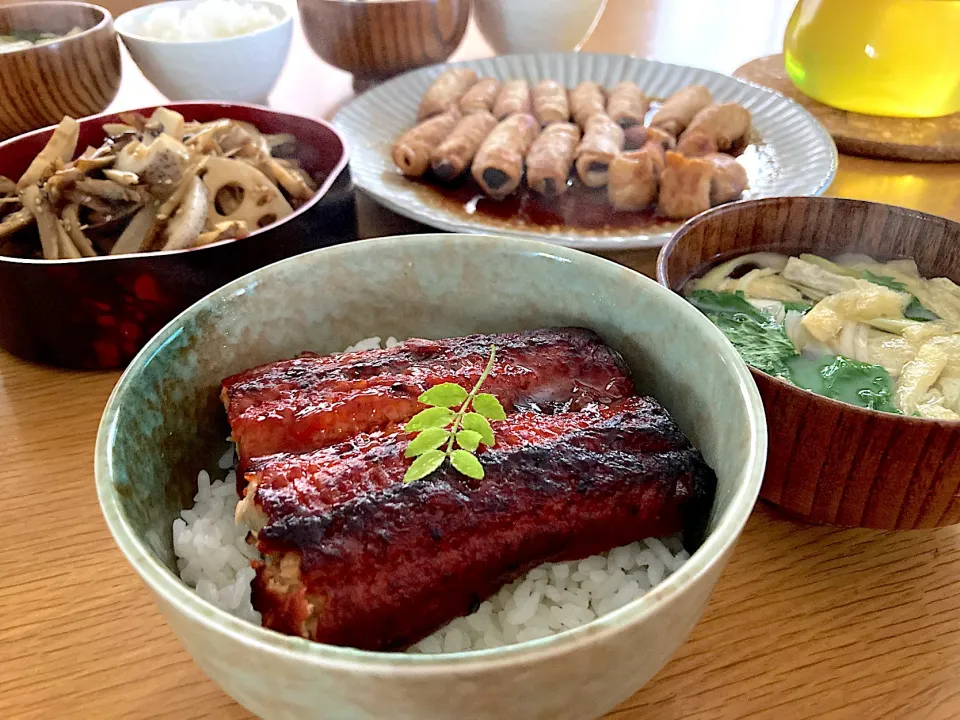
61 204 98 257
73 178 142 204
202 157 293 230
115 133 190 186
258 156 316 202
110 203 161 255
20 185 59 260
0 175 15 195
195 219 249 246
103 123 136 138
18 116 80 189
162 177 209 251
76 154 117 174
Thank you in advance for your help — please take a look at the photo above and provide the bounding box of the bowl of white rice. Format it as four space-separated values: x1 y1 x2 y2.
115 0 292 103
96 233 767 720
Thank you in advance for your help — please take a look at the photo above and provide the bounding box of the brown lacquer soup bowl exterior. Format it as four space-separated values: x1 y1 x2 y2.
658 196 960 530
298 0 470 89
0 2 122 140
0 102 354 370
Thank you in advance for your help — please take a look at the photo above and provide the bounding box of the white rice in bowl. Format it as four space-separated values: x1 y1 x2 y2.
172 337 693 653
137 0 282 42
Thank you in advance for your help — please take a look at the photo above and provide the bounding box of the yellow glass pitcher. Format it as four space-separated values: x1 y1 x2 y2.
784 0 960 118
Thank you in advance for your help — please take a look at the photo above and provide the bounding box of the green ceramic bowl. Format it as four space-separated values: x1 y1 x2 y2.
96 234 766 720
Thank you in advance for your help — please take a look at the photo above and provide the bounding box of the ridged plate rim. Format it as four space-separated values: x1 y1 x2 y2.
334 52 839 251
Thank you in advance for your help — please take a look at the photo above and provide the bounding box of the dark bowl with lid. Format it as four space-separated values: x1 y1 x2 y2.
0 101 355 369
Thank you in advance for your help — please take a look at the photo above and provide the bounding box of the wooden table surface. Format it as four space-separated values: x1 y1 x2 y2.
3 1 960 718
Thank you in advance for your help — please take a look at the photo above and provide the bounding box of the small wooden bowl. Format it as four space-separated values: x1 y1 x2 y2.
657 196 960 530
0 2 121 140
298 0 470 90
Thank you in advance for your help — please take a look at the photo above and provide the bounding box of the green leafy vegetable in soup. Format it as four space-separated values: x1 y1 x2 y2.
684 251 960 419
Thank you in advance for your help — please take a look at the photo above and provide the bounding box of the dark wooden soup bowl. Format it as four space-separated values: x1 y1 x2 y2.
0 2 121 140
657 196 960 529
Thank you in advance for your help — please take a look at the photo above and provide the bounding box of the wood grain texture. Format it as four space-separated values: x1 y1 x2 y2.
658 197 960 529
4 0 960 718
734 55 960 163
297 0 470 85
0 2 121 140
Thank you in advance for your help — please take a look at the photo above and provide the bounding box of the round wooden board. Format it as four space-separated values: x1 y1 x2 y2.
734 54 960 162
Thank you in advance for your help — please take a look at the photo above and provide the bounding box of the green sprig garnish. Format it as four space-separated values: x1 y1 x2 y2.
403 345 506 483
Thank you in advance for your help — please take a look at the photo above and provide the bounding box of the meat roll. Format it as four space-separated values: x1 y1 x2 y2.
532 80 570 126
391 109 462 178
607 82 649 129
650 85 712 137
705 153 748 204
570 81 606 127
430 111 498 181
624 124 676 151
574 114 625 188
657 151 712 220
608 140 667 211
418 69 479 121
459 78 501 115
676 103 752 156
471 113 539 198
526 122 581 197
493 80 533 120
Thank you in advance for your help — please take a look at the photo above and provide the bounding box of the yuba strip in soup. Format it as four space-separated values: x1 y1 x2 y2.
250 396 717 651
222 327 635 472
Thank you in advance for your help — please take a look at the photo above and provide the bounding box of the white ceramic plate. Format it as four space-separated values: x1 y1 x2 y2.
334 53 838 250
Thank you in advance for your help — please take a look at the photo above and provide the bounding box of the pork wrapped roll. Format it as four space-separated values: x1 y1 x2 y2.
430 111 498 181
493 80 533 120
471 113 539 198
650 85 712 137
459 78 501 115
532 80 571 126
607 81 649 129
392 109 462 178
574 114 625 188
418 69 479 121
526 122 581 197
676 103 752 156
569 81 606 127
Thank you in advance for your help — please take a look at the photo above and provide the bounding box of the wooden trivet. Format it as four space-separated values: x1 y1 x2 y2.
734 54 960 162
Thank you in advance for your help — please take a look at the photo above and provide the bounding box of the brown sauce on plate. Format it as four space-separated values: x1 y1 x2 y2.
413 174 662 233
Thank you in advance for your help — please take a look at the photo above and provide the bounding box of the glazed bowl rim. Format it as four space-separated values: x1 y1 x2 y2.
0 100 349 266
0 1 113 46
115 0 291 45
656 195 960 429
95 232 768 673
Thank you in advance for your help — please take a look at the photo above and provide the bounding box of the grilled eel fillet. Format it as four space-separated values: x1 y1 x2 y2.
247 397 717 651
222 328 634 472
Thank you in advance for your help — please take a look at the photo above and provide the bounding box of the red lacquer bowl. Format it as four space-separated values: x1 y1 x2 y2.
0 102 354 369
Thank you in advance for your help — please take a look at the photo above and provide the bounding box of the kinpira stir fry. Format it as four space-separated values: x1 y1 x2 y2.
0 108 318 260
